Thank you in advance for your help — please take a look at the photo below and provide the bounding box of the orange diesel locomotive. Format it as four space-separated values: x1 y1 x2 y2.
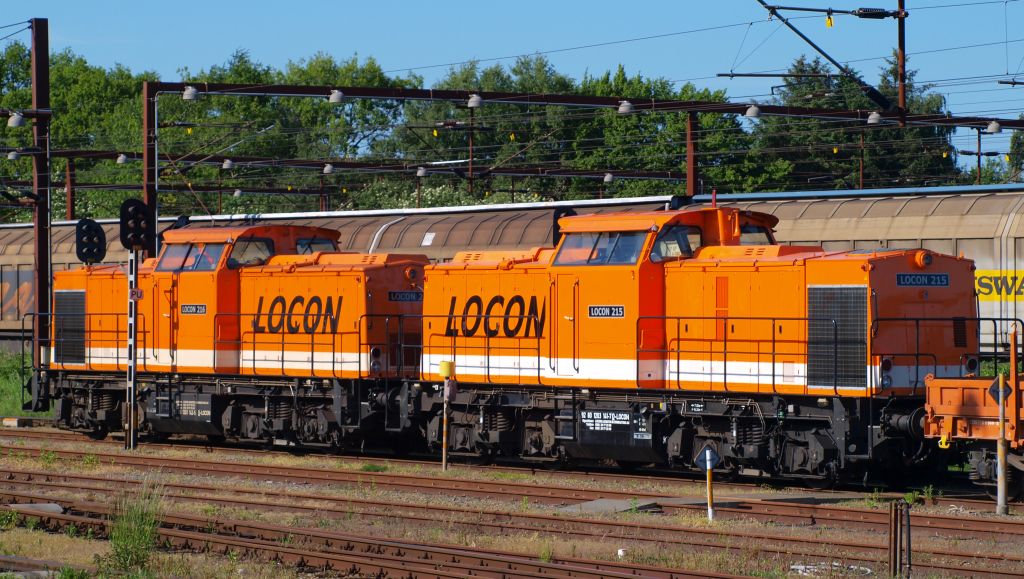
41 205 978 483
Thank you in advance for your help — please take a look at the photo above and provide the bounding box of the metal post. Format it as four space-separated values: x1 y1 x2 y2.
468 107 475 195
65 157 74 219
977 128 983 186
859 132 865 189
897 0 907 127
442 377 451 471
998 371 1008 515
904 500 912 577
686 111 699 197
30 18 50 383
125 249 139 451
705 447 714 521
141 82 158 257
888 501 905 576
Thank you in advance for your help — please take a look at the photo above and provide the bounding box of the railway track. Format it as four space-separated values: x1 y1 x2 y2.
1 467 1021 577
0 426 999 510
4 494 721 579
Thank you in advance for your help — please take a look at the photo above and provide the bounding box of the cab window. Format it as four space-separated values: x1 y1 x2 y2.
227 238 275 269
297 238 337 254
650 225 702 262
739 224 773 246
554 231 648 266
156 243 225 272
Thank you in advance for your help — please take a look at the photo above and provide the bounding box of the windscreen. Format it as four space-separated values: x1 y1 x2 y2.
554 231 648 266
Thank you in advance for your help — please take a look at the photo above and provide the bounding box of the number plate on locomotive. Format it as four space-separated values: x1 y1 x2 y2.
896 273 948 287
588 305 624 318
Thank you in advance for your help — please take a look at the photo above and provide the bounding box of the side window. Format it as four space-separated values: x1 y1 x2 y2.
554 233 599 266
740 225 773 246
228 239 274 269
297 238 337 254
191 243 225 271
553 231 648 266
156 244 194 272
156 243 225 272
650 225 702 262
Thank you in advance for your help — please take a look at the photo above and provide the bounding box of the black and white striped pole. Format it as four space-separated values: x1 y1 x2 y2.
119 199 155 451
125 249 140 450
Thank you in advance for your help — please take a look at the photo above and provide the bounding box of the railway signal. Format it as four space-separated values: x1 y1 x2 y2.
118 198 153 450
119 198 155 253
74 218 106 264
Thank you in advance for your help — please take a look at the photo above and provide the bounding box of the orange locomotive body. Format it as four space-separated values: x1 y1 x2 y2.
421 207 977 475
50 224 427 438
44 205 979 483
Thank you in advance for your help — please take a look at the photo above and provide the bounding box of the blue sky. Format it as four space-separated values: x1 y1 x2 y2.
8 1 1024 155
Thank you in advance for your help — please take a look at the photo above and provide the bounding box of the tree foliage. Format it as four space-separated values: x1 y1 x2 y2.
0 43 1001 222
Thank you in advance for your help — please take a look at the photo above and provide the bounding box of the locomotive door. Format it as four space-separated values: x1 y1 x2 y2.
151 241 226 371
555 274 579 376
152 272 177 367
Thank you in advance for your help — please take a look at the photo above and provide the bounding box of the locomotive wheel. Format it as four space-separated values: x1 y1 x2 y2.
803 461 839 490
86 428 108 441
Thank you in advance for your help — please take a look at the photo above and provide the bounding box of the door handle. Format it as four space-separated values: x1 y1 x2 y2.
564 316 574 322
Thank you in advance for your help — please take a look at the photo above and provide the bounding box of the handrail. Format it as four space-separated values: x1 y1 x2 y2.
636 315 843 393
871 317 1024 392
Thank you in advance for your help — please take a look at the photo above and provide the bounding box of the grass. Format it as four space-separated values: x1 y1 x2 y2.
0 350 47 418
102 479 164 575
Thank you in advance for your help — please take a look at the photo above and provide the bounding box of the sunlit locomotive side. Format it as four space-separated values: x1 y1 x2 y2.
48 225 428 444
42 206 979 484
421 207 978 482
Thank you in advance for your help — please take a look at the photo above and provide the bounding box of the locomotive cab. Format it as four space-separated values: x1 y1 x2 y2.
548 208 779 386
148 226 341 374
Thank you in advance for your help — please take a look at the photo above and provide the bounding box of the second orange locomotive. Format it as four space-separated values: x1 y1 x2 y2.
41 204 978 484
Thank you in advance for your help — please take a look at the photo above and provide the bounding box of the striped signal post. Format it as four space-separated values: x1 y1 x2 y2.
439 361 456 471
125 250 140 450
697 444 720 522
706 448 714 521
119 199 155 451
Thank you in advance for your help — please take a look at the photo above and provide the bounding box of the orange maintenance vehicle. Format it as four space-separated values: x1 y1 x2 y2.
39 204 980 485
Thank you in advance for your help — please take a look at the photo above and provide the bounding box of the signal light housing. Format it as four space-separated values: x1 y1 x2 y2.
119 198 156 253
75 218 107 265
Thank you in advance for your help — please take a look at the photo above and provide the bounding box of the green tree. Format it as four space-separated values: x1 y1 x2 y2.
751 54 960 190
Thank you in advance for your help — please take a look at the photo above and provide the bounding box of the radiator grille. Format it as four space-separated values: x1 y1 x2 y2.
54 291 86 364
807 286 867 389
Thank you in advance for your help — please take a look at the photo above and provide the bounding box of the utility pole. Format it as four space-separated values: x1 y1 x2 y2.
141 81 158 258
859 132 865 189
897 0 907 127
30 18 50 383
977 128 982 185
686 111 699 196
65 158 75 220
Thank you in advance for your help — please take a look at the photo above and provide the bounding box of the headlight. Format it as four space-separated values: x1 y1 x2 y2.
370 360 382 373
881 375 893 389
965 357 979 373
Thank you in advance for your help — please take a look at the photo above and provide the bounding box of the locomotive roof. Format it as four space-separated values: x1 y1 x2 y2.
557 206 779 233
161 224 341 244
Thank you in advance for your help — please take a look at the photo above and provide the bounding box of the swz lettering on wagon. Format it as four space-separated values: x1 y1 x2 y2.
251 295 343 334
